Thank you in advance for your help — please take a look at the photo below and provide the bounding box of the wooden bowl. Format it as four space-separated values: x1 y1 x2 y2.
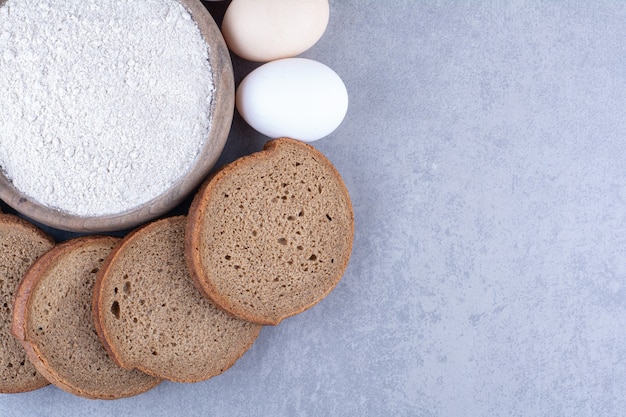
0 0 234 233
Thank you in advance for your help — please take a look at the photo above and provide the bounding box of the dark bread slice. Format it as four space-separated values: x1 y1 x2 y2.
93 216 262 383
11 236 161 399
0 214 54 393
186 137 354 325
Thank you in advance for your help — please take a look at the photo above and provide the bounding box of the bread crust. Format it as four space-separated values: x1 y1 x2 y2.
186 137 354 325
12 235 161 399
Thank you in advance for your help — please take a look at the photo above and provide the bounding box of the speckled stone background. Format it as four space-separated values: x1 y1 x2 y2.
3 1 626 416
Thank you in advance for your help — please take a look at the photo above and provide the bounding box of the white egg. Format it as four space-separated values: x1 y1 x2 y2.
236 58 348 142
222 0 329 62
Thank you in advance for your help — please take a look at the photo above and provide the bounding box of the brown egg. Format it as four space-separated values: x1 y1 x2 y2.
221 0 329 62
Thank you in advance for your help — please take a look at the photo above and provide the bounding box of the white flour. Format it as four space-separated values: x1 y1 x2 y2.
0 0 214 216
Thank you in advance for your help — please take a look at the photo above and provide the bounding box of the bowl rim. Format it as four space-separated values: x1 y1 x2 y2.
0 0 234 233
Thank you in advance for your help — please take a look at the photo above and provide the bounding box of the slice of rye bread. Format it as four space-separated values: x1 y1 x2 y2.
0 214 54 393
93 216 262 383
186 137 354 325
11 236 161 399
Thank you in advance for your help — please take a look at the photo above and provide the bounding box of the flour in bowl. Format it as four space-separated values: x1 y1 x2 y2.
0 0 214 216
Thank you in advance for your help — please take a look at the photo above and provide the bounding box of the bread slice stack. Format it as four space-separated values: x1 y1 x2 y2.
12 236 161 399
93 216 262 382
1 137 353 399
0 214 54 393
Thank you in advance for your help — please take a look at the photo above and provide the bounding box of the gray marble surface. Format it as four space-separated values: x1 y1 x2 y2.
3 1 626 416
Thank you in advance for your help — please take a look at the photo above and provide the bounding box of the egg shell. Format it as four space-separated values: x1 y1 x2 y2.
222 0 329 62
236 58 348 142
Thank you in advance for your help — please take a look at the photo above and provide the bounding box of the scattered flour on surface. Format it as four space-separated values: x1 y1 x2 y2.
0 0 214 216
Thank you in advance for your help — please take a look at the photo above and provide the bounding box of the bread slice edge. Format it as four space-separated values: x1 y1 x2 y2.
185 137 355 325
